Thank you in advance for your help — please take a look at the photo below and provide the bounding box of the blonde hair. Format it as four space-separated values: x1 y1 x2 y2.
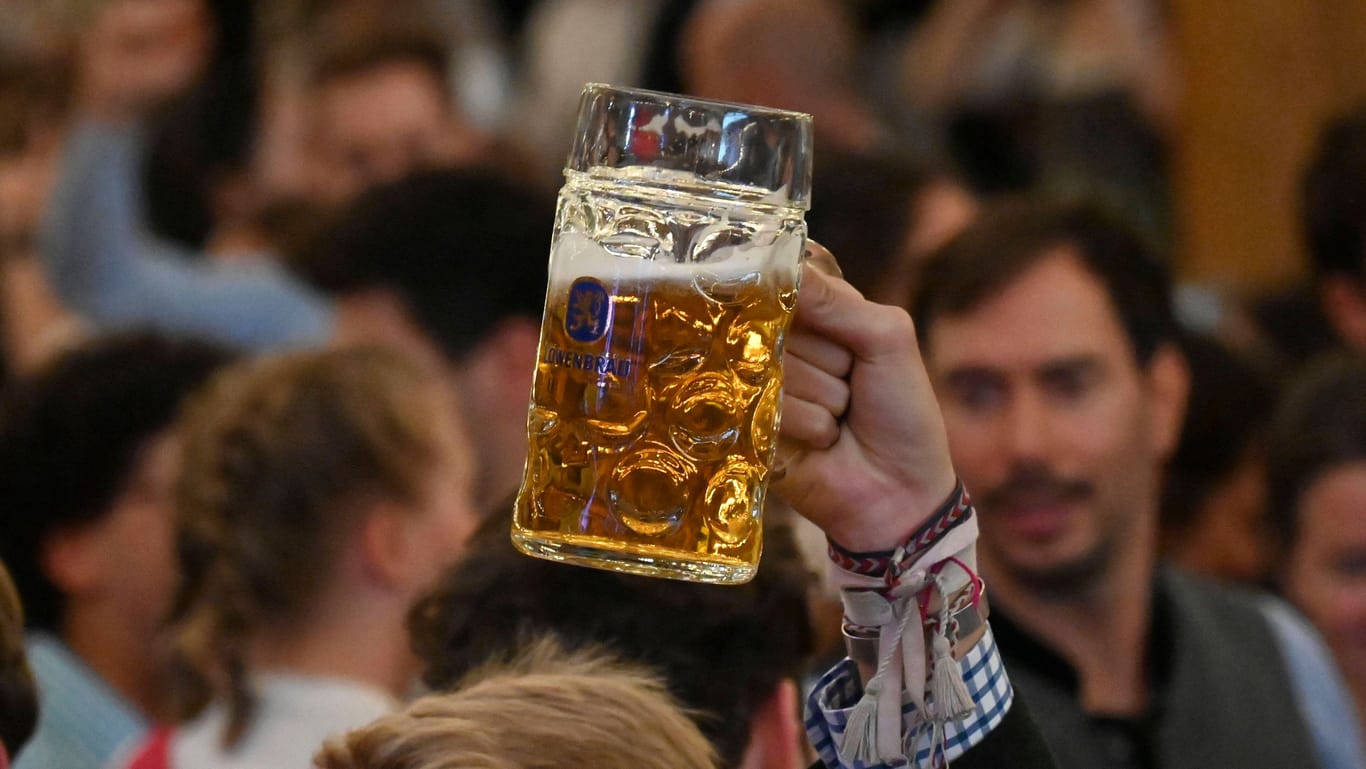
171 347 445 746
314 638 718 769
1 561 38 756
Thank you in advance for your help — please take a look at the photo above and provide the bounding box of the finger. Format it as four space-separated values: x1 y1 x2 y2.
795 265 918 363
784 355 850 419
778 393 840 449
804 240 844 279
769 437 803 486
785 328 854 380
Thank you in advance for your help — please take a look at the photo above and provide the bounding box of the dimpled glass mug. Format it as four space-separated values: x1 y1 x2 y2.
512 84 813 584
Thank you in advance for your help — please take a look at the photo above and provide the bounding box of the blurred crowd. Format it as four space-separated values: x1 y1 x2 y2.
0 0 1365 768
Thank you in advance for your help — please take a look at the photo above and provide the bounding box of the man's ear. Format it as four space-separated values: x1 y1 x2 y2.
736 678 803 769
1145 342 1190 462
41 525 103 599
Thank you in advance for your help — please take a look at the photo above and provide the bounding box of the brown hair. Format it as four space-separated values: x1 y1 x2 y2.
305 11 451 95
314 638 717 769
170 347 444 747
911 198 1176 366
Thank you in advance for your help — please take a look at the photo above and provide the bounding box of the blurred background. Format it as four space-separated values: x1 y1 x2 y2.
4 3 1366 766
3 0 1365 360
2 0 1366 593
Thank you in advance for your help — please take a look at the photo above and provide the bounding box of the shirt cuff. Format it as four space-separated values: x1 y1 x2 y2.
805 625 1013 768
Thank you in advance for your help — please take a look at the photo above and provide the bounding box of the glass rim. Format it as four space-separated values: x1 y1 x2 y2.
571 82 814 208
580 83 814 124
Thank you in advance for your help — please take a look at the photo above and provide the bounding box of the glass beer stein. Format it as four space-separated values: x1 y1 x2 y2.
512 84 813 584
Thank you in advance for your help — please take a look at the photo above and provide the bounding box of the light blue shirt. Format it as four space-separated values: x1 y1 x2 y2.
13 633 147 769
40 120 334 351
1260 598 1366 769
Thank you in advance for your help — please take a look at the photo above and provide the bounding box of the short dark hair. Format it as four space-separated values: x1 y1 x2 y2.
910 198 1176 365
1266 353 1366 552
1302 104 1366 280
304 169 553 359
0 333 234 631
407 517 815 767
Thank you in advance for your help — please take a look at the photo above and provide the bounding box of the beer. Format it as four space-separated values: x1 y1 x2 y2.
512 168 804 583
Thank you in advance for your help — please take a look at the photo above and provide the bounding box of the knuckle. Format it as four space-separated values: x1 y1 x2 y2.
866 305 916 349
819 379 851 415
815 412 840 449
797 269 836 314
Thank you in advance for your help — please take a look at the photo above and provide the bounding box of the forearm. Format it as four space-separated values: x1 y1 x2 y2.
39 119 149 317
38 120 334 349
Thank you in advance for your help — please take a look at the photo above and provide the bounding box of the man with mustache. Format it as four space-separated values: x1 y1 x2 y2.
909 200 1363 769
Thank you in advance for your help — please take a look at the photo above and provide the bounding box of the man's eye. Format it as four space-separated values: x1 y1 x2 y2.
1047 373 1086 399
1042 367 1096 403
952 381 1005 411
1332 553 1366 579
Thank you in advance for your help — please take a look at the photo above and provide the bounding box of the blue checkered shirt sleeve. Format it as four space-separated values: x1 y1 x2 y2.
804 625 1013 768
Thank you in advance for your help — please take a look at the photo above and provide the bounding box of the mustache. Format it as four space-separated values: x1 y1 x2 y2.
981 465 1093 511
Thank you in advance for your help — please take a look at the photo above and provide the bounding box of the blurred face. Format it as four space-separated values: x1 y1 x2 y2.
1283 462 1366 696
81 0 210 115
926 248 1184 591
314 62 456 202
84 431 182 634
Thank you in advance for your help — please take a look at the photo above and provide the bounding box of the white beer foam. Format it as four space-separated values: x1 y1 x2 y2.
549 232 801 288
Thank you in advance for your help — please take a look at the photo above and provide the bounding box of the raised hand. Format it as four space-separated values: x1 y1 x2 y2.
773 246 957 552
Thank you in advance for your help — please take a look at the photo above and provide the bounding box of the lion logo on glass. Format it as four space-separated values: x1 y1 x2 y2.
545 277 633 378
566 278 610 342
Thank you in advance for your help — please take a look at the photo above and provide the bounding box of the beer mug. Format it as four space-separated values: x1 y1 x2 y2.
512 84 813 584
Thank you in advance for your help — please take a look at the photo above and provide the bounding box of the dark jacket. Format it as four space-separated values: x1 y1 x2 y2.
992 567 1323 769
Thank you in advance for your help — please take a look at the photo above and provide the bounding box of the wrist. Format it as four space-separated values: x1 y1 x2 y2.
825 471 959 553
826 478 968 572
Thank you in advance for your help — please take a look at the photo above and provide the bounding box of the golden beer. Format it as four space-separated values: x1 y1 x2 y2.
512 85 811 583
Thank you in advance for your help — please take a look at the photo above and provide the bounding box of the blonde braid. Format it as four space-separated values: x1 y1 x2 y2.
169 347 441 748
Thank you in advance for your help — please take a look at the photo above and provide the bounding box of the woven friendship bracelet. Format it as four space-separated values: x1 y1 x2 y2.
825 482 987 765
827 481 974 589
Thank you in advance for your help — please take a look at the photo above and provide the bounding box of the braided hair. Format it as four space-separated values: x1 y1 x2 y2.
169 346 444 747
